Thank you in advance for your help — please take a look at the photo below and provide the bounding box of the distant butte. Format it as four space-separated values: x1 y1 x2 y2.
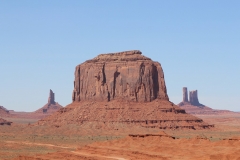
0 105 10 117
38 50 214 130
178 87 204 107
34 89 63 114
178 87 237 115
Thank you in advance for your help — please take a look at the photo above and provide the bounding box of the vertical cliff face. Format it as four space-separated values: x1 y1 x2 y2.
48 89 55 105
179 87 204 107
72 50 169 102
38 51 214 130
183 87 188 102
189 90 200 106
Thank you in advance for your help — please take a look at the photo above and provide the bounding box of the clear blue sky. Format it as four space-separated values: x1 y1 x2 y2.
0 1 239 112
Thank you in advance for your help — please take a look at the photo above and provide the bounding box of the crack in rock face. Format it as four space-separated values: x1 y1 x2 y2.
72 50 169 102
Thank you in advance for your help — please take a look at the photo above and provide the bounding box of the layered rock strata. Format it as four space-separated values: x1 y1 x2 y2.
38 51 214 130
38 100 214 130
72 50 169 102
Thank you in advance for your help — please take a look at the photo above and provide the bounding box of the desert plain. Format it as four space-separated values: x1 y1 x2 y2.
0 51 240 160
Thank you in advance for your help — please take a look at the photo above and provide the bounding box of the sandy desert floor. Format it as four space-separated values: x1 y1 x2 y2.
0 113 240 160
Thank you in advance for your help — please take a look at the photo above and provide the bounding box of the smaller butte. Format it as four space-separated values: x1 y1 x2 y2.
34 89 63 114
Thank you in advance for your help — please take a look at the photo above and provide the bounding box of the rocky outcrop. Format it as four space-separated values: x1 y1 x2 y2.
0 118 12 125
35 90 63 114
129 131 175 139
72 50 169 102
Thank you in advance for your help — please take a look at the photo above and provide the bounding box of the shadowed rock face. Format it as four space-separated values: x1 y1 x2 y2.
38 52 214 130
189 90 200 106
48 89 55 105
72 50 169 102
0 106 9 113
183 87 188 102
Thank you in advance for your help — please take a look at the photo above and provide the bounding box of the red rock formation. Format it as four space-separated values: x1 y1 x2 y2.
72 50 169 102
0 106 9 117
34 90 63 114
179 88 204 107
178 88 237 115
183 87 188 102
38 51 214 130
48 89 55 105
189 90 201 106
38 100 214 130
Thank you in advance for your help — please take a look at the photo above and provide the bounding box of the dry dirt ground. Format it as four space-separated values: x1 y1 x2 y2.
0 113 240 160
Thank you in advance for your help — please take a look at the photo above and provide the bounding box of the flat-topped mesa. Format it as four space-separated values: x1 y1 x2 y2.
86 50 151 63
189 90 200 106
72 50 169 102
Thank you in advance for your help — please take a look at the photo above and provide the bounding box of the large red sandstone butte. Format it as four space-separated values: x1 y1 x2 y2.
72 50 168 102
39 50 213 130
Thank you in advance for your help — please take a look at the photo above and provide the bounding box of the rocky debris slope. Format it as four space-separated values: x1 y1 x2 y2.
38 50 214 130
38 100 213 130
34 89 63 114
72 50 169 102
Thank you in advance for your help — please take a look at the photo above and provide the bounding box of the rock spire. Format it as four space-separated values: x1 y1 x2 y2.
183 87 188 102
48 89 55 105
178 87 204 107
189 90 200 106
34 89 62 114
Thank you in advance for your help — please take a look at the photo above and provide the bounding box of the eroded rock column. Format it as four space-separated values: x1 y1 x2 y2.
189 90 200 106
183 87 188 102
